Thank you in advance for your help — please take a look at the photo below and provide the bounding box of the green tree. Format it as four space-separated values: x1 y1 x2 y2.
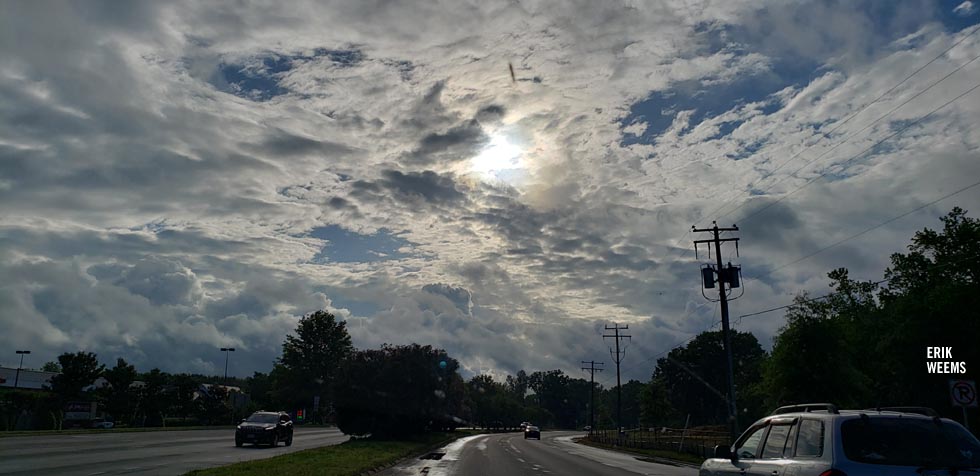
135 369 169 427
48 352 105 402
276 310 354 414
99 358 138 424
41 361 61 373
652 330 767 427
195 385 230 425
334 344 465 437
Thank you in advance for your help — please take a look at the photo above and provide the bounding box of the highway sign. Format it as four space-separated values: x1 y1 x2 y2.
949 379 978 408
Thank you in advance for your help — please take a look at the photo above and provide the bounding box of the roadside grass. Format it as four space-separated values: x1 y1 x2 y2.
574 437 706 466
184 429 482 476
0 425 239 438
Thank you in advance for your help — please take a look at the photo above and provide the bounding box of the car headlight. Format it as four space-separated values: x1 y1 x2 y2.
265 426 275 430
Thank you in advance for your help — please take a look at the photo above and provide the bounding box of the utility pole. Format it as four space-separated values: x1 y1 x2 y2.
693 221 743 441
220 348 235 384
13 350 31 389
603 324 631 435
581 360 603 435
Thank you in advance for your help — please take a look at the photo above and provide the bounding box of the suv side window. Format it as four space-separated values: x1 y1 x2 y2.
795 419 824 457
734 425 768 459
761 423 794 458
280 414 291 423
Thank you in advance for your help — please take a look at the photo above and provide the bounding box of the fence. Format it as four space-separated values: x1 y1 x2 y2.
588 426 729 459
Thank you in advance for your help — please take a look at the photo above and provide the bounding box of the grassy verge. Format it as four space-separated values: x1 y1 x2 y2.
0 425 242 438
185 430 482 476
575 437 706 466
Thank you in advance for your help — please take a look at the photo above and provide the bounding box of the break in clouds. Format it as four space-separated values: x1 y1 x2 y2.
1 1 979 383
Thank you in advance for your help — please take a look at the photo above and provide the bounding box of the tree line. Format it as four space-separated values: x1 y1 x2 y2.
3 208 975 435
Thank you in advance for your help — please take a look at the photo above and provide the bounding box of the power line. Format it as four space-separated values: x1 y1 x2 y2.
732 79 980 227
656 25 980 265
735 251 980 324
753 179 980 278
718 51 980 224
602 251 980 388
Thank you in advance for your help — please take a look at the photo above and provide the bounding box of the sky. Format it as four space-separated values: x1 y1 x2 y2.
1 0 979 386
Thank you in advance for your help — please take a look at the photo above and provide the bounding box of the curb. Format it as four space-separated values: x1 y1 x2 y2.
359 432 479 476
573 437 703 469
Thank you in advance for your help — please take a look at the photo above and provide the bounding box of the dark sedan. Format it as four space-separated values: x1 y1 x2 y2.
524 425 541 440
235 411 294 447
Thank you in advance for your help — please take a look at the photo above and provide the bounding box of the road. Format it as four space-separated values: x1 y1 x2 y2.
382 431 699 476
0 426 347 475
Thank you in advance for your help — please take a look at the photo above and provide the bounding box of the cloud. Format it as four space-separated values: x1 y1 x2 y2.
954 1 977 17
1 0 978 383
422 283 473 315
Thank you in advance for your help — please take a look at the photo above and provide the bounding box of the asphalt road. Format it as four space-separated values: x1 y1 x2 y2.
382 431 699 476
0 426 347 475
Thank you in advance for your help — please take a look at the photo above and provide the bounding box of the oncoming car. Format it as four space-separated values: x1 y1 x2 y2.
235 411 294 447
524 425 541 440
700 403 980 476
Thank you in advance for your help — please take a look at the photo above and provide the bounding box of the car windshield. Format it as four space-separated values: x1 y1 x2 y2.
245 414 279 424
842 418 980 468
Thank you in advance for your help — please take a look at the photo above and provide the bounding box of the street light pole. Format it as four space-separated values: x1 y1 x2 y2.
14 350 31 389
220 348 235 384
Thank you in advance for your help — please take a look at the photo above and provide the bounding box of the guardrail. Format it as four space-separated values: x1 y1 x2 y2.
587 427 729 459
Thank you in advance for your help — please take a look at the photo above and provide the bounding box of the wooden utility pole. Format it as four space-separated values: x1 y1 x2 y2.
581 360 603 434
603 324 631 434
693 222 742 440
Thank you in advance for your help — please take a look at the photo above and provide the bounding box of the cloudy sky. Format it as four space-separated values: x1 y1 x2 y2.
2 0 979 385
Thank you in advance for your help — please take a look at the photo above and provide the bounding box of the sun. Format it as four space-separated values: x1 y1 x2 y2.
470 134 524 180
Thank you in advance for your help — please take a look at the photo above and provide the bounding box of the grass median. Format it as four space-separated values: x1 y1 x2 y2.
184 429 481 476
574 436 706 466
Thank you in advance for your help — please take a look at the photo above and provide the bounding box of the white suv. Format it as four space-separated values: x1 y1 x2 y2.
700 403 980 476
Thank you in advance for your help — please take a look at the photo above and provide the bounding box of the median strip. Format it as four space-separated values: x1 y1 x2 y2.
184 430 481 476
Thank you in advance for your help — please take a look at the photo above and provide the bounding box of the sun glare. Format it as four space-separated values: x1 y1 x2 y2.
470 134 523 180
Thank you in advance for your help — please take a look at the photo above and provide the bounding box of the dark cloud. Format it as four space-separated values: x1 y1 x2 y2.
378 170 465 204
253 130 355 157
422 283 473 315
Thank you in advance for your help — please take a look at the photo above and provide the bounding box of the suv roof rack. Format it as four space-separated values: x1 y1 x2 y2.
865 406 939 417
771 403 840 415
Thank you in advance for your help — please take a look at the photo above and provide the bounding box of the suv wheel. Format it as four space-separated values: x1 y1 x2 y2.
235 436 243 447
285 432 293 447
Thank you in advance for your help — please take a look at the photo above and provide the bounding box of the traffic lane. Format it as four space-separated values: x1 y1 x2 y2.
382 431 698 476
0 426 347 475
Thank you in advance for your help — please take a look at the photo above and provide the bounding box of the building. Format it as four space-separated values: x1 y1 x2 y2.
0 367 57 390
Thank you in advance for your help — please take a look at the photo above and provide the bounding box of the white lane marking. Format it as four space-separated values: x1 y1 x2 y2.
517 458 526 463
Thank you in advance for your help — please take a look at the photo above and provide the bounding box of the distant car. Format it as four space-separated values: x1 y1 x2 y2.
520 421 530 430
524 425 540 440
235 411 294 447
90 419 114 429
583 425 591 432
700 403 980 476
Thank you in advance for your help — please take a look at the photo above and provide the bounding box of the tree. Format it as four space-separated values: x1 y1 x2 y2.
99 358 137 424
48 352 105 402
762 208 980 425
276 311 354 413
135 369 169 427
196 385 230 425
652 330 767 427
41 361 61 373
334 344 465 437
